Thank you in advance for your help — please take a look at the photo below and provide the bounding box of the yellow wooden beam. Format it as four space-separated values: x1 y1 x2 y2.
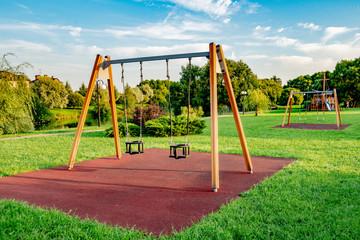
68 55 103 170
209 43 219 192
216 44 253 173
105 56 121 158
282 90 293 127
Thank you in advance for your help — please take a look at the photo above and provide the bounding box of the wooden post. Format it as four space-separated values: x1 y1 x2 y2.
282 90 293 127
209 43 219 192
287 96 293 126
216 45 253 173
105 56 121 159
334 89 342 128
68 54 103 170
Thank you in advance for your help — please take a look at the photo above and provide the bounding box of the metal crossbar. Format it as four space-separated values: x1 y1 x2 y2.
292 90 333 96
101 51 209 69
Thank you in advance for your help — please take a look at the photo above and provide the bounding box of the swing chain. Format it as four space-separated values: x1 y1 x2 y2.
186 58 192 145
139 61 143 142
121 63 130 142
166 59 174 145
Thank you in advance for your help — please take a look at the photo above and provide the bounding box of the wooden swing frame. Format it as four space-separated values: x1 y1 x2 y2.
67 43 253 192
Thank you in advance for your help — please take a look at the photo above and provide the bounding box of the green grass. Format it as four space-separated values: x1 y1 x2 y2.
0 109 359 239
0 125 112 139
50 108 83 119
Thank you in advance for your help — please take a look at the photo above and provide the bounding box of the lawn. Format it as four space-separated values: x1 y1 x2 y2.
0 109 359 239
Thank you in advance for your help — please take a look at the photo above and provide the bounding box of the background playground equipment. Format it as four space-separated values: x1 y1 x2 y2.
282 89 342 129
67 43 253 192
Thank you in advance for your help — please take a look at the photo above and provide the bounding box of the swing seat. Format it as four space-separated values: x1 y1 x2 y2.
169 144 190 159
126 140 144 154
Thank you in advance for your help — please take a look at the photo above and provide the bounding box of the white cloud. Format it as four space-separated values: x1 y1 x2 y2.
105 20 216 40
223 18 231 24
246 2 261 14
298 23 321 31
322 26 358 42
242 54 268 60
0 40 51 52
0 22 82 38
277 27 287 33
255 25 271 32
15 3 33 14
168 0 239 18
272 55 313 65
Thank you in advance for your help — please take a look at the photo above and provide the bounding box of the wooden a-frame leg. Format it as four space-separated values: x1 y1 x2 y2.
68 55 103 170
105 56 121 158
287 97 293 126
216 44 253 173
209 43 219 192
334 89 342 128
282 90 293 127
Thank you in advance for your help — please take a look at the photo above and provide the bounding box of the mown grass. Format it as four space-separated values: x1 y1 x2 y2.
0 109 359 239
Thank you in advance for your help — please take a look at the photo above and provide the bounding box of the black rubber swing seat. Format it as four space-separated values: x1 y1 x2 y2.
169 144 190 159
126 141 144 154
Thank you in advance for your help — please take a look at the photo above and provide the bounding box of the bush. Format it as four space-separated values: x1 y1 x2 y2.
105 122 140 138
144 116 205 137
133 103 165 125
32 96 55 123
67 92 84 108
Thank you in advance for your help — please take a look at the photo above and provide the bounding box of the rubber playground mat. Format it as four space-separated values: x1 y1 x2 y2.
0 148 295 236
273 123 350 130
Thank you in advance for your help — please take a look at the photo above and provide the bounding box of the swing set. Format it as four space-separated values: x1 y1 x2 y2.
282 89 342 128
67 43 253 192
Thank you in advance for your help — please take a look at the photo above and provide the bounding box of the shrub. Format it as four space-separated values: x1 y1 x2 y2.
32 96 55 123
133 103 165 126
105 122 140 138
144 116 205 137
180 105 204 118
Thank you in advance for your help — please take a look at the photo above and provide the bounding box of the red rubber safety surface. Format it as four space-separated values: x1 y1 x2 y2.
0 148 295 236
273 123 350 130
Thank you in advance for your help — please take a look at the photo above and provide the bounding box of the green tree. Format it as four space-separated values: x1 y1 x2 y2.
285 75 313 92
65 81 73 94
32 76 68 109
278 88 304 105
270 75 282 85
77 82 87 97
331 58 360 106
68 92 85 108
141 79 168 106
0 53 34 134
241 89 270 116
258 78 283 104
90 87 111 119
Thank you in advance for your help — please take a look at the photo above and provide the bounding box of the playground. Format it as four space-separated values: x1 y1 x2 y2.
0 44 359 238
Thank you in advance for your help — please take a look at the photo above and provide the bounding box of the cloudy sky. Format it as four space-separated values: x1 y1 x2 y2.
1 0 359 90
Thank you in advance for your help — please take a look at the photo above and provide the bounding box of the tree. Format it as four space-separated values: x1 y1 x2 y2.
331 58 360 107
32 76 68 109
140 79 168 107
77 82 87 97
89 87 111 119
285 75 313 92
270 75 282 85
0 53 34 134
278 88 304 105
67 92 85 108
258 78 283 105
65 81 73 94
241 89 270 116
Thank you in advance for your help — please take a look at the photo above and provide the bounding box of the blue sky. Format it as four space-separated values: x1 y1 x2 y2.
1 0 359 90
